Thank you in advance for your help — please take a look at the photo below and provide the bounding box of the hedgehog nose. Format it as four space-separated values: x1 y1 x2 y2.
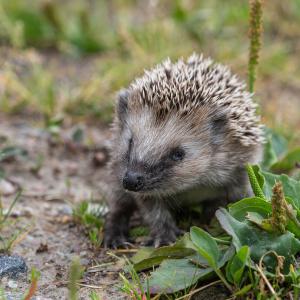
123 172 145 191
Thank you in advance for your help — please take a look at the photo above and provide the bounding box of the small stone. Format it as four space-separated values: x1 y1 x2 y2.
7 279 18 289
58 205 72 215
80 258 89 266
0 255 27 278
0 180 16 196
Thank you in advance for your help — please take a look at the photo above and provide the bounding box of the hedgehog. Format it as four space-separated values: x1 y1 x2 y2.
103 53 264 248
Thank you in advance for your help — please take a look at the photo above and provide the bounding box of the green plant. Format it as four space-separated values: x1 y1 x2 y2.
89 291 102 300
124 157 300 298
72 201 104 248
0 191 22 253
68 258 84 300
190 227 232 291
248 0 263 93
23 268 41 300
120 258 150 300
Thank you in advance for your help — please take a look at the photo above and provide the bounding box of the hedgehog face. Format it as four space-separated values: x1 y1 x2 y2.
116 102 223 196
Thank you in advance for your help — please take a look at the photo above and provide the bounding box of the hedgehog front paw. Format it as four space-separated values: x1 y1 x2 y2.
144 227 183 248
103 231 130 249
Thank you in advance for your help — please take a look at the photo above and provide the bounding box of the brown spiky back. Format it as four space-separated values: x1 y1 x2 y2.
129 53 264 146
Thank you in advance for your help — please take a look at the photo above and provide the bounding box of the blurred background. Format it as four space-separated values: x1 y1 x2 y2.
0 0 299 135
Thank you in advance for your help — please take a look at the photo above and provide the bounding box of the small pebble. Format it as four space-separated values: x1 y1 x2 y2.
0 179 16 196
0 255 27 278
7 280 18 289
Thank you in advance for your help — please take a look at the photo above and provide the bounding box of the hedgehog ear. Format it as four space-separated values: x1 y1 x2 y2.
117 89 129 122
211 113 228 144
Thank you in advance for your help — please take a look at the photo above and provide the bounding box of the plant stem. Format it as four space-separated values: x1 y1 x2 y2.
248 0 263 93
256 264 280 300
215 269 232 292
0 189 22 225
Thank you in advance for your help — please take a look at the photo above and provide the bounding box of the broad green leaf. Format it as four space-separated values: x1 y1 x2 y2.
261 137 277 170
217 244 236 269
267 129 288 157
132 246 195 272
271 148 300 173
261 128 288 170
261 170 300 208
131 234 195 271
216 208 300 273
190 226 220 268
146 258 213 294
228 197 271 221
130 247 154 265
146 245 234 294
229 197 300 238
226 246 249 286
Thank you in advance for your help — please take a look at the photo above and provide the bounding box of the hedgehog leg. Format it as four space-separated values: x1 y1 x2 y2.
137 198 180 248
103 190 137 249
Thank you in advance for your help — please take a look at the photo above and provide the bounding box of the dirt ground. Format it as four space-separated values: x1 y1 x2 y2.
0 115 129 299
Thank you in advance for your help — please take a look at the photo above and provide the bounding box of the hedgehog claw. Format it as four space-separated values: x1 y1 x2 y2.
103 233 129 249
143 227 183 248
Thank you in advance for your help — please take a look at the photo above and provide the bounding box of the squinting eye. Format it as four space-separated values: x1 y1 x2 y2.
125 137 133 160
170 148 185 161
129 137 133 148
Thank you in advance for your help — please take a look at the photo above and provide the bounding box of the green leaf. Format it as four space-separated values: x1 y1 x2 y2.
132 246 195 272
226 246 250 286
261 127 288 170
216 208 300 273
190 226 220 268
261 171 300 208
131 234 195 272
261 137 278 170
228 197 272 221
271 148 300 173
233 284 253 297
267 129 288 157
129 226 150 238
246 212 273 232
146 246 234 294
147 258 213 294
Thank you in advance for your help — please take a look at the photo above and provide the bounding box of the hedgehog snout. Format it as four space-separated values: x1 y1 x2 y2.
123 171 145 192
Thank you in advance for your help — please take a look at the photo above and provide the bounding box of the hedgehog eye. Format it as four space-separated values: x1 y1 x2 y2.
129 137 133 147
170 147 185 162
125 137 133 160
128 137 133 153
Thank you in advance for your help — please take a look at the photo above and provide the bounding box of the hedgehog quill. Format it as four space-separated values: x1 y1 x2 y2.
104 54 264 248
